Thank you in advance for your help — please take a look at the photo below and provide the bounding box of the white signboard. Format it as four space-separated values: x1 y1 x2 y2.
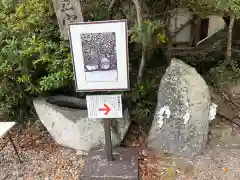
86 94 123 119
68 20 129 92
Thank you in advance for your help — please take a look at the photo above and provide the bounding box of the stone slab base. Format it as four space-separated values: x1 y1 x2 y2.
81 147 139 180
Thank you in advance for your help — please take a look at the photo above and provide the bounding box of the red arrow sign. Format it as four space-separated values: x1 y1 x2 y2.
98 104 111 115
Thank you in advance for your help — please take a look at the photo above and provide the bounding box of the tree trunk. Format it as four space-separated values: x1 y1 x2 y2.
108 0 117 19
138 48 146 82
224 16 235 66
194 17 201 46
132 0 146 83
165 12 173 61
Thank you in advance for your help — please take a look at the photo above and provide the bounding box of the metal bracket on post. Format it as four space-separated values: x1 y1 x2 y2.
104 118 113 161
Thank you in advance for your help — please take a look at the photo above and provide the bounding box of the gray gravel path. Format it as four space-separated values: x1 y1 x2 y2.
176 147 240 180
0 144 85 180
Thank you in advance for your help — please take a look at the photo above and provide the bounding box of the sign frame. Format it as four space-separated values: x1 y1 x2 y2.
68 19 130 92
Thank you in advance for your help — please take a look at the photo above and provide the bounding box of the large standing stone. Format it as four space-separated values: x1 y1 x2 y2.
33 96 130 155
51 0 84 40
148 58 211 159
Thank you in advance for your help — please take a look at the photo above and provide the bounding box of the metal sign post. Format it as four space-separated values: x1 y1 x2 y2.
81 94 138 180
104 118 113 161
68 19 138 179
99 104 114 161
86 94 123 161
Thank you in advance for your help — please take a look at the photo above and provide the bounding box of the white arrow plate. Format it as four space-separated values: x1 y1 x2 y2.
86 94 123 119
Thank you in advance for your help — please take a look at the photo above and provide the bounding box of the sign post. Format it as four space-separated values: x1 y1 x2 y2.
68 20 138 180
99 104 113 161
86 94 123 162
104 118 113 161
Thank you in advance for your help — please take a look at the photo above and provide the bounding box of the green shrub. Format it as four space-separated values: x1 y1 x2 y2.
0 0 73 122
123 79 158 125
207 64 240 88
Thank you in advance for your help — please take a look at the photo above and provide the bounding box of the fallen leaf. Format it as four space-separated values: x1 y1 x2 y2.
222 167 228 173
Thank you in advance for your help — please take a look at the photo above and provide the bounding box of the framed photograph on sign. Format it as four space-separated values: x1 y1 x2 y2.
68 20 129 92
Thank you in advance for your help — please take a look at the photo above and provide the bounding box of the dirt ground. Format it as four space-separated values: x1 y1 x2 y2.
1 119 240 180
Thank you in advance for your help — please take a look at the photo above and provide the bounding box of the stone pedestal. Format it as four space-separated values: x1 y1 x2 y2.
81 147 139 180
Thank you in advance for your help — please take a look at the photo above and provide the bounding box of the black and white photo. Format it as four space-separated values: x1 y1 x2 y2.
69 20 129 91
80 32 118 82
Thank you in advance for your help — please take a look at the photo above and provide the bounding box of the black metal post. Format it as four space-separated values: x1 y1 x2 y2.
104 118 113 161
8 133 22 164
0 139 10 151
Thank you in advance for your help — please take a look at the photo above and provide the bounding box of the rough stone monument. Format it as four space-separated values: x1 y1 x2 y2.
51 0 83 40
148 58 212 159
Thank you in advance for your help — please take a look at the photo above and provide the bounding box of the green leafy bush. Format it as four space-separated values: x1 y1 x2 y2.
0 0 73 122
131 19 167 50
123 79 158 124
207 64 240 88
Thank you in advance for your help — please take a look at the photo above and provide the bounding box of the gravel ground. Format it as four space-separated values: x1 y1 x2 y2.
0 146 85 180
1 121 240 180
0 123 85 180
128 123 240 180
139 146 240 180
184 147 240 180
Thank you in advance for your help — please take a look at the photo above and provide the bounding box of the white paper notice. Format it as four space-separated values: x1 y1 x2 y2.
86 94 123 119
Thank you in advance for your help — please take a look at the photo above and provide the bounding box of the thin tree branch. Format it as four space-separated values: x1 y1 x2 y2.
224 16 235 66
131 0 146 83
132 0 143 30
164 2 173 61
108 0 116 19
